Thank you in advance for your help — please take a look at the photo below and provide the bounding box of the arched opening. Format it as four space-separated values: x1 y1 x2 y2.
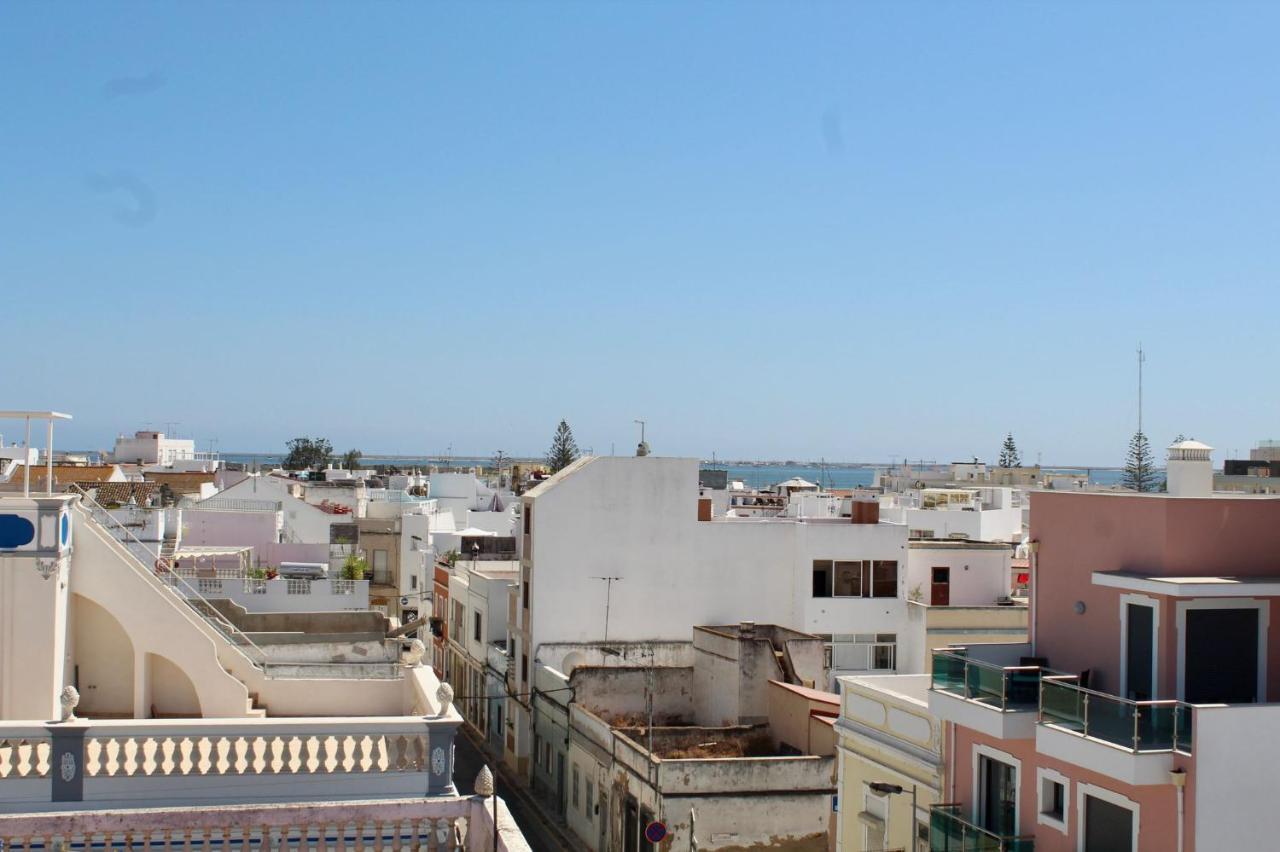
71 594 135 717
146 653 201 718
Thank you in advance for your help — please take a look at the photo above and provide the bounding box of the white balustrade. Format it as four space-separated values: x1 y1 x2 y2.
0 795 533 851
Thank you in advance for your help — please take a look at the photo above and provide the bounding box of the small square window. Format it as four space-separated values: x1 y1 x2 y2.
1036 767 1069 834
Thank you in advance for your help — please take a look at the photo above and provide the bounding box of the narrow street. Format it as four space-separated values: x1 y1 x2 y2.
452 725 583 852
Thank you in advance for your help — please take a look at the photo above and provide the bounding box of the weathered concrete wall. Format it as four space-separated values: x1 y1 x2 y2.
569 666 694 723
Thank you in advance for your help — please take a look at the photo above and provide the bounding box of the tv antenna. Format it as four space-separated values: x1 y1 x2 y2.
590 576 623 645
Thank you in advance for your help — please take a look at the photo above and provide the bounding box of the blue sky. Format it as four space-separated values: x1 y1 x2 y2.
4 2 1278 464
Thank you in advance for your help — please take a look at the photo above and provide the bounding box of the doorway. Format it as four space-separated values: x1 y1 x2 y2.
977 754 1017 836
1123 601 1155 701
1184 606 1261 703
931 567 950 606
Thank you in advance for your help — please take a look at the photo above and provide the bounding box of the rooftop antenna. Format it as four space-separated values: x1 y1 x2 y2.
634 420 649 457
590 576 623 647
1137 343 1146 437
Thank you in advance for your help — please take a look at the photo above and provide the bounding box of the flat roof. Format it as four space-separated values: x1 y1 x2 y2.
0 411 72 420
1093 570 1280 597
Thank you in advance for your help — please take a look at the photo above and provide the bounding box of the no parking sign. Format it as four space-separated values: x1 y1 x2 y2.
644 821 668 844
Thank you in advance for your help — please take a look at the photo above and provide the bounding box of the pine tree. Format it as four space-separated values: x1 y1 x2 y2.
1122 430 1160 492
546 420 579 473
998 433 1021 468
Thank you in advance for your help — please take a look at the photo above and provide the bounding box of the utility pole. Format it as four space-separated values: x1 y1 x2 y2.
590 576 623 645
1137 343 1146 437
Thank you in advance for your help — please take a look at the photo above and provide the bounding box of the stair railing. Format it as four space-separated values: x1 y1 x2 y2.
70 485 269 671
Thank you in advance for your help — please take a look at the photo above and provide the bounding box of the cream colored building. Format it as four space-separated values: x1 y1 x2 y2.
835 674 942 852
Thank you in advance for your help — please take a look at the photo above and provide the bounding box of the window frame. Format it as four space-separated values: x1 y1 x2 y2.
1036 766 1070 834
1076 782 1139 852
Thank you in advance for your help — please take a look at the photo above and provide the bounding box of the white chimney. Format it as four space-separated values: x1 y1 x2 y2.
1167 440 1213 497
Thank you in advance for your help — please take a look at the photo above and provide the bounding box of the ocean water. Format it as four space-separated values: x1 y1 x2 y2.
221 453 1124 488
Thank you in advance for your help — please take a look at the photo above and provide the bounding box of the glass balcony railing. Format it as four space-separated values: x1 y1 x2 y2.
931 649 1055 711
930 804 1035 851
1039 676 1194 754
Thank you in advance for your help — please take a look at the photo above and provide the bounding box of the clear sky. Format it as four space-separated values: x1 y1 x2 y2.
4 2 1278 464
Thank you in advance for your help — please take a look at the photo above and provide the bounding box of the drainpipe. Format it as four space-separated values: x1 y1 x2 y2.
1028 540 1040 656
1171 769 1186 852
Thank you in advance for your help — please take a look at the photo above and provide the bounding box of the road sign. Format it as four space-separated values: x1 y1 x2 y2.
400 596 410 607
644 821 668 843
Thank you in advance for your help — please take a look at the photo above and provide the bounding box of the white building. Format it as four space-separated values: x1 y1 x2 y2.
0 411 529 849
111 429 221 471
507 456 909 778
878 486 1024 543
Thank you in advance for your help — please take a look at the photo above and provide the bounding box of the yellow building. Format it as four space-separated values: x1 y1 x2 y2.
835 674 942 852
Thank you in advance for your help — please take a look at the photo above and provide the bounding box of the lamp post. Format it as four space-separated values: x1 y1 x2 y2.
869 781 918 852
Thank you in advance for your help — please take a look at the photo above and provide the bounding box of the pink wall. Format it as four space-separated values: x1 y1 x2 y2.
952 725 1191 851
1031 492 1280 698
257 542 329 568
183 510 278 549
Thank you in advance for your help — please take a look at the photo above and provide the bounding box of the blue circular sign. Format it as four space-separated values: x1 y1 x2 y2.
644 821 668 843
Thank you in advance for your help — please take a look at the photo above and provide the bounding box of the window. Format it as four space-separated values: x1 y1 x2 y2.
585 780 594 822
410 574 418 590
812 560 832 597
1078 784 1138 852
452 601 465 640
522 570 530 609
372 549 389 584
833 561 862 596
521 654 529 684
1037 767 1069 834
872 560 898 598
572 764 580 809
524 505 532 534
474 611 482 642
909 529 935 539
973 745 1020 837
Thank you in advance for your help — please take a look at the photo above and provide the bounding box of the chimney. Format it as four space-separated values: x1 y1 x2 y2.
739 621 756 638
1167 440 1214 497
851 497 880 524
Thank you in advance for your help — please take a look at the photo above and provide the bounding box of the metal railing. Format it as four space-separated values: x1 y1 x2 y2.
931 650 1057 711
71 486 269 671
929 804 1034 851
1039 676 1194 754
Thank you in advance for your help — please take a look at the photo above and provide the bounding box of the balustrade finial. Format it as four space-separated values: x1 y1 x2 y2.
58 685 80 722
475 765 495 797
436 682 454 716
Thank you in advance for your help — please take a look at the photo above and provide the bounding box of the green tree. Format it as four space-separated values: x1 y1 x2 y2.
546 419 579 473
283 437 333 470
998 433 1022 468
341 449 363 471
1122 431 1161 492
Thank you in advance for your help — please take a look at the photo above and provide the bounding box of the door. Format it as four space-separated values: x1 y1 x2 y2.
1125 603 1154 701
931 567 950 606
977 755 1016 836
1185 607 1260 703
557 753 567 816
1083 794 1134 851
624 797 640 852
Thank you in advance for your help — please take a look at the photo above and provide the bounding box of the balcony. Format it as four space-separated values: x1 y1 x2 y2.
928 648 1056 739
1037 676 1192 785
930 804 1034 851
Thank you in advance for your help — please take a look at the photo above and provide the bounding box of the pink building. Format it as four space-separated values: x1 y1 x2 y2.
927 447 1280 851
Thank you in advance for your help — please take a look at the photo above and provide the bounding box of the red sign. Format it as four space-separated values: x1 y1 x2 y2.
644 821 668 843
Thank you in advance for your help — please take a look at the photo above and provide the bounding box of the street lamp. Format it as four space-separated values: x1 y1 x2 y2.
869 781 918 852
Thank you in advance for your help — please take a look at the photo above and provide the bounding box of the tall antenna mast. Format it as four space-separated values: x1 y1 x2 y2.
1137 343 1146 437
